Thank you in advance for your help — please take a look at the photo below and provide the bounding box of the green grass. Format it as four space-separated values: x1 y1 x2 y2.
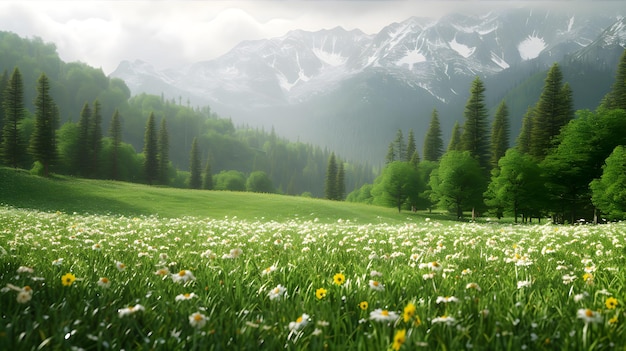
0 167 444 224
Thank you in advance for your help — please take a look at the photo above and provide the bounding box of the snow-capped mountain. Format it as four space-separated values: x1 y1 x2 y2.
111 8 625 164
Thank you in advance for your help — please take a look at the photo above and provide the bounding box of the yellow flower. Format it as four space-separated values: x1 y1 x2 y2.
609 316 618 325
392 329 406 351
403 302 416 323
61 273 76 287
359 301 369 311
333 273 346 286
605 297 618 310
316 288 327 300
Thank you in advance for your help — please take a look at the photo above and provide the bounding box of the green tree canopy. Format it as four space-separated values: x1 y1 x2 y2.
490 101 510 169
246 170 275 193
371 161 421 212
460 77 490 170
214 170 246 191
600 49 626 110
590 145 626 220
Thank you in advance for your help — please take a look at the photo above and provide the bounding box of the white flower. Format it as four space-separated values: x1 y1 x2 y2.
16 290 32 304
175 293 198 301
268 284 287 300
52 258 63 266
577 308 602 324
562 274 577 285
92 243 102 251
574 293 587 302
419 261 443 271
422 272 435 280
118 304 145 318
432 315 456 326
436 296 459 304
289 313 309 331
517 280 532 289
115 261 127 272
466 283 481 291
370 270 383 277
171 270 196 283
17 266 34 274
261 265 277 275
189 312 207 328
368 280 384 291
369 308 399 322
97 277 111 289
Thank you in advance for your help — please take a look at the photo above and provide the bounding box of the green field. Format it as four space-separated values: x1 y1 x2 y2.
1 168 626 350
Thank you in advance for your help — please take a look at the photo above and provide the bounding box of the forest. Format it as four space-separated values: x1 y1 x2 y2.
347 49 626 223
0 31 375 198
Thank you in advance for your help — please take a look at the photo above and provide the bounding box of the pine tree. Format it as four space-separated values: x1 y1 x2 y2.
447 121 462 152
336 159 345 201
90 99 102 177
529 63 573 159
385 142 395 164
202 154 213 190
490 101 510 169
516 107 534 154
0 69 8 147
406 129 416 162
189 137 202 189
108 109 122 180
460 76 490 170
601 49 626 110
1 67 26 168
158 118 170 185
325 152 338 200
29 73 58 177
423 109 443 161
409 150 420 169
76 102 92 177
394 130 405 162
143 112 159 185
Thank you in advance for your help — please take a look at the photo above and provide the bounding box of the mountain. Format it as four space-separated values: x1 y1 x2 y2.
111 8 625 165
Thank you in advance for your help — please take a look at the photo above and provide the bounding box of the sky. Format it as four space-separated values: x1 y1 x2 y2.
0 1 622 75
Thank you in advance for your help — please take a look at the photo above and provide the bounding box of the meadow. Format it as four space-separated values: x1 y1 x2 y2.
1 169 626 350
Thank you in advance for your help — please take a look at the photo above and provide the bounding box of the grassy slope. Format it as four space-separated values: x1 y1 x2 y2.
0 167 441 224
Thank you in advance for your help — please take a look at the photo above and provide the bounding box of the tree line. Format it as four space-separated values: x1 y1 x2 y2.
347 50 626 223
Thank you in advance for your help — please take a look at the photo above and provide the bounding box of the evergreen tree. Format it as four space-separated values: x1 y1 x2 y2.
336 160 345 200
143 112 159 185
394 130 405 162
1 67 26 168
158 118 170 185
447 121 462 152
460 76 490 170
516 107 534 154
76 102 92 177
406 129 416 162
490 101 510 169
423 109 443 161
202 154 213 190
409 150 420 169
90 99 102 177
325 152 338 200
590 145 626 220
189 137 201 189
385 142 395 164
601 49 626 110
0 69 7 146
29 73 58 177
108 109 122 180
529 63 573 159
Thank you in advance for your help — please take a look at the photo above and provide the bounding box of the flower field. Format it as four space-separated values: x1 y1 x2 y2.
1 206 626 350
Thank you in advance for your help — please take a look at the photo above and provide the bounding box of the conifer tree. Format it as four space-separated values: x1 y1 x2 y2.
1 67 26 168
143 112 158 185
394 130 405 162
108 109 122 180
423 109 443 161
158 118 170 185
447 121 462 152
460 76 490 170
385 142 395 164
409 150 420 169
29 73 58 177
406 129 416 162
76 102 91 176
90 99 102 177
189 137 201 189
490 101 510 169
516 107 534 154
202 154 213 190
601 49 626 110
336 159 345 201
0 69 7 146
325 152 338 200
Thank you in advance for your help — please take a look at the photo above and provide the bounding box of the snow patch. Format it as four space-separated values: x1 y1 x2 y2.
491 52 509 69
312 48 347 66
567 16 575 32
518 35 546 60
396 49 426 68
449 37 475 58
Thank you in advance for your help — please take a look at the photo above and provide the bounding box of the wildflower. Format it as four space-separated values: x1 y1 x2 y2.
268 284 287 300
171 270 196 283
189 312 207 328
175 293 198 301
370 270 383 277
436 296 459 304
403 302 416 323
289 313 309 331
574 293 588 302
52 258 63 266
583 273 594 284
312 328 322 336
359 301 369 311
92 243 102 251
605 297 618 310
517 280 532 289
422 273 435 280
369 280 384 292
115 261 126 272
392 329 406 351
118 304 145 318
562 274 577 284
154 267 170 276
16 286 33 304
466 282 481 291
419 261 442 271
432 315 456 326
97 277 111 289
61 273 76 287
261 265 276 275
316 288 328 300
333 273 346 285
577 308 602 324
609 316 618 325
461 268 472 275
17 266 34 274
369 308 399 322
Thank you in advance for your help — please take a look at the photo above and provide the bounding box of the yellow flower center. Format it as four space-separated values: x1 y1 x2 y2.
373 281 379 286
101 278 109 283
179 270 186 276
296 316 303 323
585 309 593 318
382 310 389 316
194 314 203 321
184 293 190 298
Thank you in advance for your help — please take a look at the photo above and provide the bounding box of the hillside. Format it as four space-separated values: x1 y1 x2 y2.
0 167 428 224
